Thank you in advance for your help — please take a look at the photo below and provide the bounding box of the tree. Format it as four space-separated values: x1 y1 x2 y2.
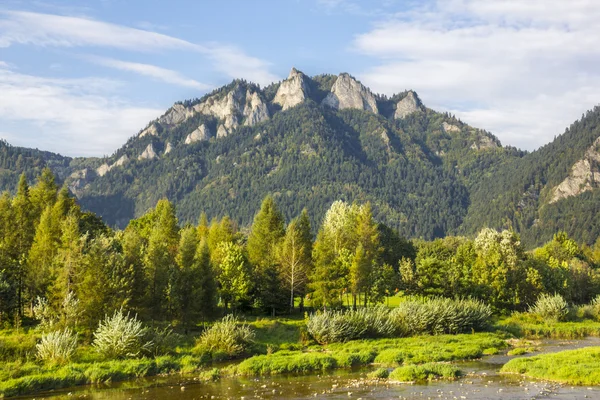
52 214 84 308
278 210 313 312
247 196 285 268
12 174 35 316
215 241 251 311
246 196 285 313
176 227 199 326
30 168 58 220
143 200 179 320
27 206 60 302
195 240 218 321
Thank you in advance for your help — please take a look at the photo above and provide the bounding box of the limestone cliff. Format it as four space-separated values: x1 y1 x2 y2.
185 124 212 144
273 68 309 110
550 136 600 203
322 73 378 114
138 143 157 160
394 91 422 119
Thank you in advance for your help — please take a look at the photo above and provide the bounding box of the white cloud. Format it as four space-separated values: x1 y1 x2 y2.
0 64 162 157
87 56 211 90
0 10 279 86
354 0 600 150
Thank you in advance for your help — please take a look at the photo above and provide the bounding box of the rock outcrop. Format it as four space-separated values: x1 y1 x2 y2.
394 91 421 119
96 163 111 177
470 135 498 151
139 124 158 138
114 154 129 167
194 84 269 133
185 124 212 144
159 104 194 126
273 68 309 110
68 168 95 197
217 124 229 138
322 73 378 114
138 143 157 160
243 90 269 126
164 143 173 154
442 122 461 133
550 136 600 203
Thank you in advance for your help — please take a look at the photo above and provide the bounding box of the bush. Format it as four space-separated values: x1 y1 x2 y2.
391 297 492 335
92 309 151 359
306 306 397 344
195 315 254 360
36 329 77 365
306 298 492 343
389 363 460 382
529 294 569 322
368 367 390 379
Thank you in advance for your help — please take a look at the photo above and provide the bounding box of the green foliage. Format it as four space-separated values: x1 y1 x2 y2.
92 309 151 359
390 297 492 335
529 294 569 322
368 367 390 379
500 347 600 385
389 363 460 382
195 315 255 360
36 329 77 365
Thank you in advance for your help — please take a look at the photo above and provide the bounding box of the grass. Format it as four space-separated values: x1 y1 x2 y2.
231 332 506 376
501 347 600 385
497 313 600 339
0 355 208 398
389 363 461 382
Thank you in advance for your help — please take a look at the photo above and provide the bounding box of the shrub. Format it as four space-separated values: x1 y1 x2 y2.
195 315 254 360
529 294 569 322
307 299 492 343
368 368 390 379
391 297 492 335
36 329 77 365
389 363 460 382
92 309 151 359
306 307 397 344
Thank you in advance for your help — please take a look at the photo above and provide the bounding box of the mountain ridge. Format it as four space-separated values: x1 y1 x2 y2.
1 68 599 247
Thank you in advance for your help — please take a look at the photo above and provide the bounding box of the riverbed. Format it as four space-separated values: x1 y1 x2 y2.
23 337 600 400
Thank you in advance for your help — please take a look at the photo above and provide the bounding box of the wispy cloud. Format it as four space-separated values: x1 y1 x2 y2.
0 10 279 86
354 0 600 150
0 63 162 156
86 56 211 90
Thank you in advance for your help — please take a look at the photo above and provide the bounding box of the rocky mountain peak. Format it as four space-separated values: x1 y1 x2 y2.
395 90 422 119
138 143 157 160
322 73 378 114
273 67 309 110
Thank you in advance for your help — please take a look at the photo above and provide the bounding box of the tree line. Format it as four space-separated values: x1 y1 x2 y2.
1 169 599 332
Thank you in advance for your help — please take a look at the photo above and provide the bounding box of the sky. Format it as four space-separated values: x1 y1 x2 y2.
1 0 599 157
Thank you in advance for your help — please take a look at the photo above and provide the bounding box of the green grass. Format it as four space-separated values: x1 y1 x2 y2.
0 355 208 398
231 332 506 376
389 363 461 382
501 347 600 385
497 313 600 339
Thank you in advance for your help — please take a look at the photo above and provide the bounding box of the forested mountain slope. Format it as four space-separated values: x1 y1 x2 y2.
2 68 599 247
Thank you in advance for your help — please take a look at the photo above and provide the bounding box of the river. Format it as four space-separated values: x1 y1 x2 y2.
22 337 600 400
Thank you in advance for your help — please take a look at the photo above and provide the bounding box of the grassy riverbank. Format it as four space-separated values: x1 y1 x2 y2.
501 347 600 385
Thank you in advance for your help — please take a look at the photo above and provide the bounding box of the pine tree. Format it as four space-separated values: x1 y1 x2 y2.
247 196 285 313
30 168 58 220
27 206 60 302
144 200 179 320
176 227 199 327
195 240 217 321
12 174 34 316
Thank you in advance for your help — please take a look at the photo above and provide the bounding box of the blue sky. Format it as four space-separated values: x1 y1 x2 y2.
1 0 600 156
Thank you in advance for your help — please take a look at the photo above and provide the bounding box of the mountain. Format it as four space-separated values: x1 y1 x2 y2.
2 68 599 247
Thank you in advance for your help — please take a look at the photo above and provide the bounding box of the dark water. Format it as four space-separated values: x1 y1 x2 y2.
24 338 600 400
